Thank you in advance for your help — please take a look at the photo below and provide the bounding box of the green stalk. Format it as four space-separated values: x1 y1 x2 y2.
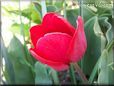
69 63 77 84
74 63 88 84
64 0 76 84
50 69 60 85
89 58 100 83
0 0 2 84
19 0 25 42
79 0 84 71
19 0 35 77
79 0 83 17
29 0 32 28
63 0 67 19
41 0 47 17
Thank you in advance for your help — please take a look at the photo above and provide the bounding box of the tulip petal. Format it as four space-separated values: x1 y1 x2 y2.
67 16 87 62
36 32 72 64
30 13 75 46
30 48 69 71
42 12 75 36
30 25 44 46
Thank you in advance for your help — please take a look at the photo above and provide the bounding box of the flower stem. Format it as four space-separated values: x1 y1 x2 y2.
73 63 88 84
89 58 100 83
79 0 83 17
41 0 47 17
63 0 67 19
50 69 60 85
69 63 77 84
19 0 25 43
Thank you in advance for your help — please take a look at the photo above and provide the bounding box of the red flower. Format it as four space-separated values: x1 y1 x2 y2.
29 13 87 71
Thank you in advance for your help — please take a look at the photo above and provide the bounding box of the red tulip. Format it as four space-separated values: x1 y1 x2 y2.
29 12 87 71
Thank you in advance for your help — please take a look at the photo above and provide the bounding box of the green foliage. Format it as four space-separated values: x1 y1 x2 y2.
7 36 34 84
35 62 52 84
83 0 112 4
82 6 96 22
54 0 64 9
47 5 57 12
10 23 29 37
2 0 114 85
1 38 15 84
98 39 114 84
66 9 78 27
88 38 114 84
5 4 41 24
48 68 60 85
82 16 106 75
32 2 42 23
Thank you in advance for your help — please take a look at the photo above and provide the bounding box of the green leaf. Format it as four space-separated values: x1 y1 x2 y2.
54 0 64 9
31 10 41 24
98 48 114 84
46 0 53 5
89 56 100 83
66 9 78 27
35 62 52 84
47 5 57 12
98 39 114 84
8 8 31 20
33 2 42 18
89 38 113 83
10 23 35 67
8 4 41 24
1 37 15 84
48 68 60 85
89 16 113 84
69 63 77 84
82 16 106 76
83 5 96 22
97 4 112 17
83 0 112 4
98 49 109 84
105 22 113 44
98 17 113 44
66 6 96 27
32 1 41 14
10 23 29 37
8 36 34 84
84 0 112 17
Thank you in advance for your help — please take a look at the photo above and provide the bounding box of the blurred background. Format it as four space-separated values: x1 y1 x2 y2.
1 0 114 85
